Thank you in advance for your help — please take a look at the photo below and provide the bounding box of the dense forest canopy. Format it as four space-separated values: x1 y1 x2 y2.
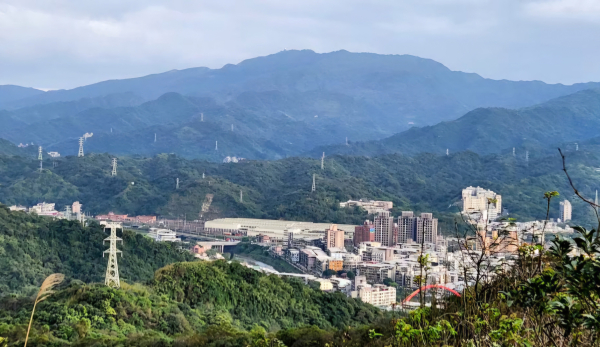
0 206 193 295
0 261 382 346
1 147 599 227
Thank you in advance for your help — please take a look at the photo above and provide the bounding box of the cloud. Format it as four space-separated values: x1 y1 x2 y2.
0 0 598 89
524 0 600 20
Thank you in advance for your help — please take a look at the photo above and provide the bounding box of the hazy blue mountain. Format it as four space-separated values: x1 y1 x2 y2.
309 88 600 157
1 92 145 124
5 50 600 137
1 92 376 160
0 85 44 108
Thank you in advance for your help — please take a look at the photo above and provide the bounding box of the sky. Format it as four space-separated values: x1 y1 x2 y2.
0 0 599 90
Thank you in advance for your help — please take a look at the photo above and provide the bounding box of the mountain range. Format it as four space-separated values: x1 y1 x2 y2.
2 50 600 161
311 88 600 157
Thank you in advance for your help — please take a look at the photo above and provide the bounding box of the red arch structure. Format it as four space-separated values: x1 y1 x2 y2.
402 284 461 304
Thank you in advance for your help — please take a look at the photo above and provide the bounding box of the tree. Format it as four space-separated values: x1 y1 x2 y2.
346 271 355 280
322 269 337 278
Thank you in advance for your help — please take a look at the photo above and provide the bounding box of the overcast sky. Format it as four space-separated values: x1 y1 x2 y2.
0 0 599 90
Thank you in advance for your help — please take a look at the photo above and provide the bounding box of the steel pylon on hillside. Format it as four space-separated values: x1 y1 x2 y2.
111 158 117 176
78 137 84 157
103 222 123 288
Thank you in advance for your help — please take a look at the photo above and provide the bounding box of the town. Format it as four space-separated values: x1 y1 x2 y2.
8 186 575 310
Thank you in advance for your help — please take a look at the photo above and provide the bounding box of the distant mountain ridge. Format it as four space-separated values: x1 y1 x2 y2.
310 88 600 157
0 85 44 107
3 50 600 135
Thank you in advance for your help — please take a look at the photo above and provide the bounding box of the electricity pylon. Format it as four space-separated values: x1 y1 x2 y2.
78 138 84 157
103 223 123 288
111 158 117 176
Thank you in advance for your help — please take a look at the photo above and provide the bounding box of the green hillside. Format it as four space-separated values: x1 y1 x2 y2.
0 205 193 295
313 88 600 157
1 148 600 227
0 260 381 346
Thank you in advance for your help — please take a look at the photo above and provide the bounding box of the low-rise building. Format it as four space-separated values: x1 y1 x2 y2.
358 284 396 306
340 200 393 214
148 228 181 242
328 259 344 271
287 249 300 263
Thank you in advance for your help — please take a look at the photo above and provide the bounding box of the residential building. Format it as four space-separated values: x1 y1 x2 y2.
131 215 157 224
72 201 82 214
328 259 344 271
374 211 395 246
315 279 334 291
414 213 438 244
356 263 395 283
257 234 271 243
300 249 317 269
340 199 393 214
30 202 60 216
148 228 181 242
325 224 345 249
96 212 129 222
354 220 375 246
398 211 416 244
287 249 300 263
462 186 502 220
358 284 397 306
560 200 572 222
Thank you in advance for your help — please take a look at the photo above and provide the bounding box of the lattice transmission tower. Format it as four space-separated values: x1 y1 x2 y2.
321 152 325 170
111 158 117 176
78 137 84 157
38 146 43 172
311 174 316 192
103 222 123 288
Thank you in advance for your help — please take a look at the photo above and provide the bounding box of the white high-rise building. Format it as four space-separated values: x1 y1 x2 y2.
462 186 502 221
559 200 572 222
374 211 394 246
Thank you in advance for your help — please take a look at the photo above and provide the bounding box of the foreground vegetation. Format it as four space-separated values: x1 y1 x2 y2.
0 205 193 295
0 261 382 346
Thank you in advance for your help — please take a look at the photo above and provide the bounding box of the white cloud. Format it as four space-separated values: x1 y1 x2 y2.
524 0 600 20
0 0 597 88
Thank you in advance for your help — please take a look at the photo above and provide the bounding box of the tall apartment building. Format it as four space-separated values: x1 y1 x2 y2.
325 224 345 249
559 200 572 222
354 220 375 246
462 186 502 220
415 213 438 244
374 211 395 246
398 211 416 244
397 211 438 245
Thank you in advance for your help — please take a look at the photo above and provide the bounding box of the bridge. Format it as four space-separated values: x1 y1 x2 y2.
197 241 240 253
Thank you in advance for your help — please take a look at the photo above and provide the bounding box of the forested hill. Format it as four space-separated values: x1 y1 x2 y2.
1 148 600 227
0 261 381 346
0 206 193 295
310 88 600 157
